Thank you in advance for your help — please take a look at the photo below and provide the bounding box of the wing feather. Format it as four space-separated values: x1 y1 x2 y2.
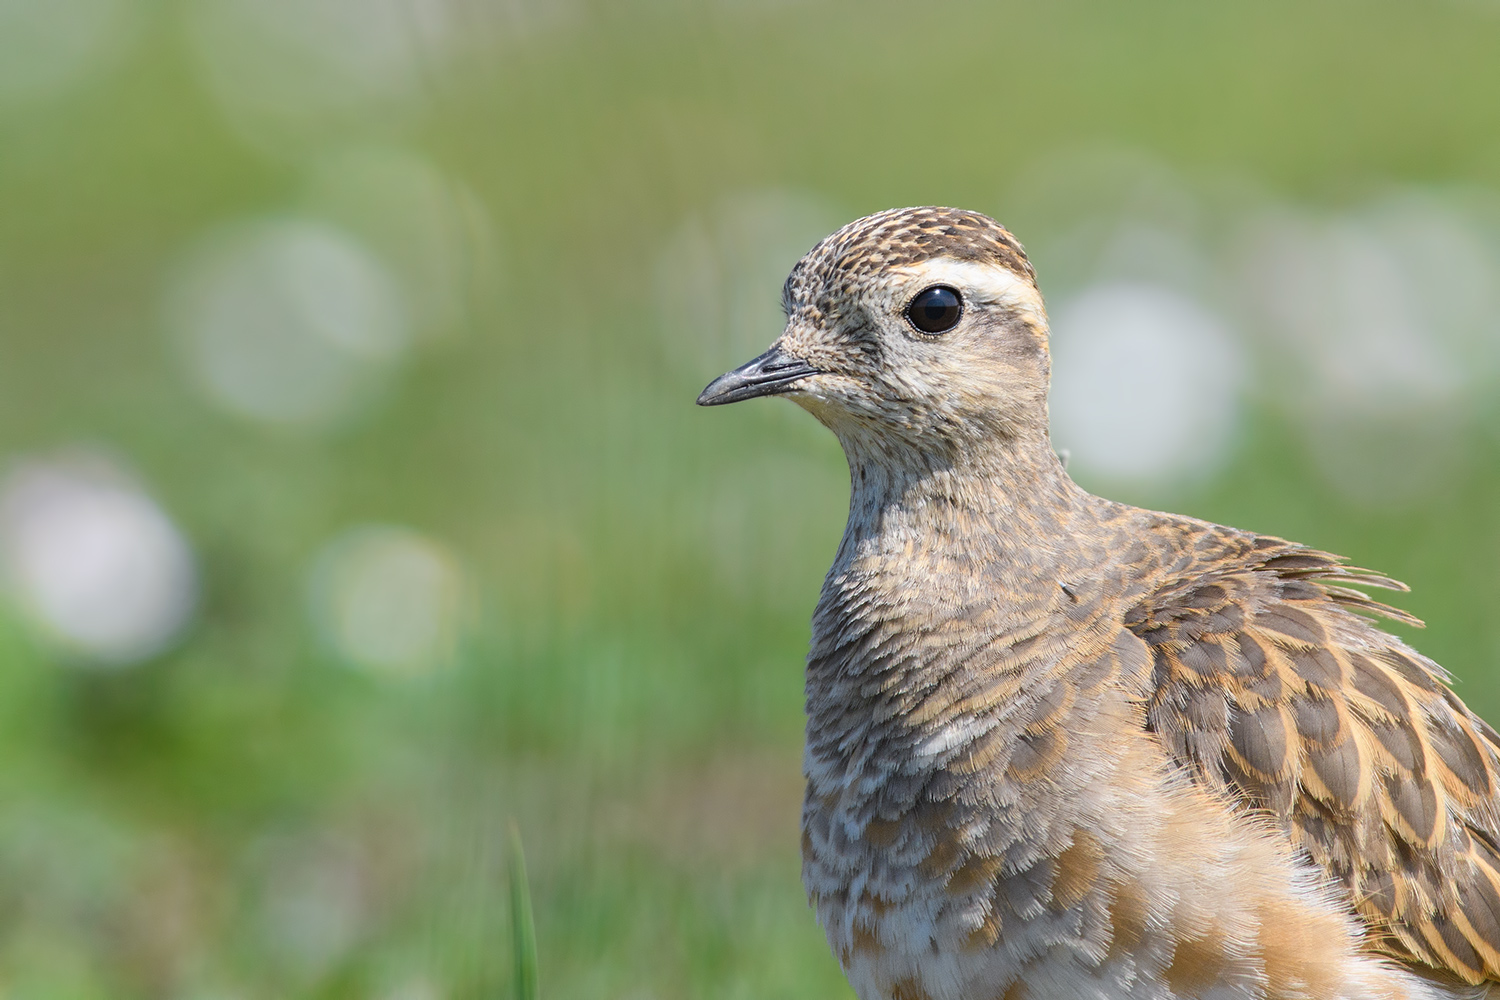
1129 539 1500 984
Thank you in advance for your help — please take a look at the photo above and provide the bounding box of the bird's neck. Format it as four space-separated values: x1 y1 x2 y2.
810 423 1109 676
802 425 1117 810
835 424 1093 568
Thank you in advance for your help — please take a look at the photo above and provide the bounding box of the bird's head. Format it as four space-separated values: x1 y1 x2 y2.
697 207 1052 465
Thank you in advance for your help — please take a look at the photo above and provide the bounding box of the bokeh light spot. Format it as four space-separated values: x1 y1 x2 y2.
1237 193 1500 506
168 218 410 428
656 190 843 376
186 0 453 152
306 525 466 677
1050 283 1246 484
0 0 131 107
246 830 368 980
0 452 197 666
302 146 499 340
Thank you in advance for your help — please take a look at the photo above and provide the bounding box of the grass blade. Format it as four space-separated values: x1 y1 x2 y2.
507 821 539 1000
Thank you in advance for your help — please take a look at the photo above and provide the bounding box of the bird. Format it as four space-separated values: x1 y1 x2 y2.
696 207 1500 1000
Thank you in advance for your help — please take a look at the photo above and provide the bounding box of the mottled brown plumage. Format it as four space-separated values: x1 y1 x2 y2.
1134 538 1500 986
698 207 1500 999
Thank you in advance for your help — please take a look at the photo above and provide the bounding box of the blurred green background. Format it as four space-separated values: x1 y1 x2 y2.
2 0 1500 996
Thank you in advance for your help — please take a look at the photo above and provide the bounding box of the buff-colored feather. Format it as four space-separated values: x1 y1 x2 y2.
700 207 1500 1000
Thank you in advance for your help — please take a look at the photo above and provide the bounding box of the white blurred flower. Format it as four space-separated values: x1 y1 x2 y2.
656 189 843 375
249 830 368 978
1002 147 1208 294
306 525 465 677
1238 193 1500 506
302 146 499 339
1247 201 1497 410
186 0 454 152
1050 283 1246 484
0 798 140 918
0 453 197 665
0 0 132 107
378 976 443 1000
168 217 410 427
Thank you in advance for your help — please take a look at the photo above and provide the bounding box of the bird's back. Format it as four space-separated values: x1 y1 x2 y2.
802 490 1500 1000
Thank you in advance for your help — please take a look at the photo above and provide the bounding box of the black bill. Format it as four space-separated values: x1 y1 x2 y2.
696 345 821 406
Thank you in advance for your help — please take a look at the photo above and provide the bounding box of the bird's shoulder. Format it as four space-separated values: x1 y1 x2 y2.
1119 515 1500 986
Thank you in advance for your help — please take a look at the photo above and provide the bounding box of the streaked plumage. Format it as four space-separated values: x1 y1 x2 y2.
698 207 1500 999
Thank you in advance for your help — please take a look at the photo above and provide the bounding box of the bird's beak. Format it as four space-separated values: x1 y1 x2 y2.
696 345 821 406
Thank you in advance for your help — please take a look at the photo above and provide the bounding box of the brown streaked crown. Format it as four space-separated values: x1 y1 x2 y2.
783 206 1035 317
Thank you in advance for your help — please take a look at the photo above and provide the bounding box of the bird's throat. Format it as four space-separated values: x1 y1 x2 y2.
837 425 1086 563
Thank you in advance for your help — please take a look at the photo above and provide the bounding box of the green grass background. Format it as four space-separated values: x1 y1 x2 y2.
2 0 1500 996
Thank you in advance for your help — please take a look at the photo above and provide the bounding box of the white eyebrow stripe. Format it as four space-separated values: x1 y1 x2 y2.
888 257 1045 316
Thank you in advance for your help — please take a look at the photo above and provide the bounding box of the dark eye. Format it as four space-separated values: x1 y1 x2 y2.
906 285 962 334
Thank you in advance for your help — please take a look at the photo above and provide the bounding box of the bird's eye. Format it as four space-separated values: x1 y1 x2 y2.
906 285 963 334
